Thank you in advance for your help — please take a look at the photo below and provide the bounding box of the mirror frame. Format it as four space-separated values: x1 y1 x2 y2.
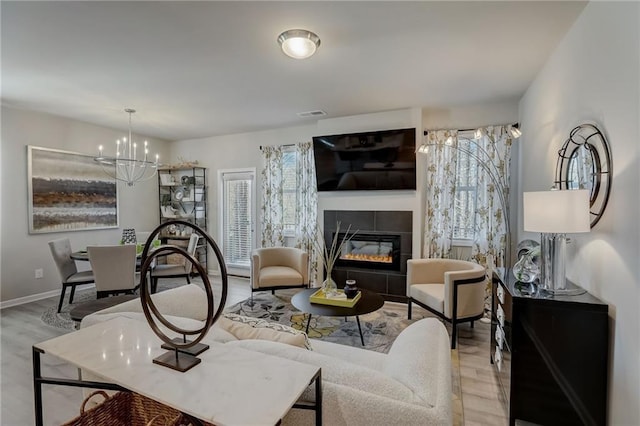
554 123 612 228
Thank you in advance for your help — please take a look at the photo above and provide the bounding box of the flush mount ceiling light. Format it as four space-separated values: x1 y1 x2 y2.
277 29 320 59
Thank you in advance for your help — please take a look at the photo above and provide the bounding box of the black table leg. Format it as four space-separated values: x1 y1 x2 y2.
315 369 322 426
306 314 312 334
356 316 364 346
33 347 43 426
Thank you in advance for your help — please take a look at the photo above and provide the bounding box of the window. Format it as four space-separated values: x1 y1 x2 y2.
219 170 255 269
452 139 478 241
282 147 298 234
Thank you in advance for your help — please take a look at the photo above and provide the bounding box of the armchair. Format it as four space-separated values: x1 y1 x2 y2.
407 258 486 349
251 247 308 300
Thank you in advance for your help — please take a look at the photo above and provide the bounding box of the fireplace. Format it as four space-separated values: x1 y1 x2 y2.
334 233 401 271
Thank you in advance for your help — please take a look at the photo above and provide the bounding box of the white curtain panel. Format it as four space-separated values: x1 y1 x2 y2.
260 145 285 247
293 142 319 286
470 126 513 270
422 129 459 259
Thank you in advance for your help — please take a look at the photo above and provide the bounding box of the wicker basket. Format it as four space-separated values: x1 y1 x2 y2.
63 391 211 426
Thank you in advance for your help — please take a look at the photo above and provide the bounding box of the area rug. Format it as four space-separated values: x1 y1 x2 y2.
40 281 183 330
225 292 463 425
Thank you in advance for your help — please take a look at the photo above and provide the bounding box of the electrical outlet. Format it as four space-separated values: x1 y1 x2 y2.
35 268 43 279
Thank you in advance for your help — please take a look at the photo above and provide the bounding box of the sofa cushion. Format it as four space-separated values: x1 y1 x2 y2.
90 284 208 321
80 311 237 343
219 313 311 350
384 318 451 408
227 339 415 404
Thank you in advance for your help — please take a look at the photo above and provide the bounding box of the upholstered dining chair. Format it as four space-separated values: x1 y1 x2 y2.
407 258 486 349
250 247 309 301
48 238 96 313
150 233 200 293
88 245 138 298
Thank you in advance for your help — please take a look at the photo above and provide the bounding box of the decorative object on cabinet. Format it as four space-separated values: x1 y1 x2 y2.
28 146 118 233
554 123 612 228
491 269 608 426
158 167 207 270
512 240 540 283
139 220 228 372
94 108 159 187
523 190 590 295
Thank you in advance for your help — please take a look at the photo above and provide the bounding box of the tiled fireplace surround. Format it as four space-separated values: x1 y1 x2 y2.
324 210 412 303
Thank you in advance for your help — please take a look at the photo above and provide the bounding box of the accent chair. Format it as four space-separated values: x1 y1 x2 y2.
250 247 309 300
407 258 486 348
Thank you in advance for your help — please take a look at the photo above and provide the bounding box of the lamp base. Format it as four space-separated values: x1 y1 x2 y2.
541 286 586 296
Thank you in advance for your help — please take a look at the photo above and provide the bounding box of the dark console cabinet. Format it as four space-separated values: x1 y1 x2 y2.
491 270 609 426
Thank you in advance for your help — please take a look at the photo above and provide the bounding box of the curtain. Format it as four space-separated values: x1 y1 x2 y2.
470 126 513 270
260 142 319 285
422 130 459 258
260 145 285 247
293 142 319 286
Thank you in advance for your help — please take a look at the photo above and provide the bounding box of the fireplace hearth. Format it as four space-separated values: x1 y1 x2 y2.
334 233 400 271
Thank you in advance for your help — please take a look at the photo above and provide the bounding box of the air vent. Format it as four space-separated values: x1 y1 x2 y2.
296 110 326 118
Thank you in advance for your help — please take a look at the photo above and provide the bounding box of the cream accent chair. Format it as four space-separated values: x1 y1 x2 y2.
48 238 95 313
88 245 138 298
407 258 486 349
251 247 309 300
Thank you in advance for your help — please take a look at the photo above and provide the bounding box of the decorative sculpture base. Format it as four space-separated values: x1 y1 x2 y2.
153 350 201 372
161 339 209 356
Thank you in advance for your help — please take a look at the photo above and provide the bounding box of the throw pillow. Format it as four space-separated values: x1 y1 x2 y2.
220 313 312 350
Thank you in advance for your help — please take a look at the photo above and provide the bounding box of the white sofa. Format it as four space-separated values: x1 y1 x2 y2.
82 285 452 425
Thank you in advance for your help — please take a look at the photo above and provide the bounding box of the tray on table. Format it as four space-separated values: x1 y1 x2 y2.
309 289 361 308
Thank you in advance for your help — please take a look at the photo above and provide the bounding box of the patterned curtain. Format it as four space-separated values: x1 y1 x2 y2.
293 142 319 286
470 126 513 270
423 130 459 258
260 145 285 247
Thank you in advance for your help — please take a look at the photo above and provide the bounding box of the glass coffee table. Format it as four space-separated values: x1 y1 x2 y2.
291 288 385 346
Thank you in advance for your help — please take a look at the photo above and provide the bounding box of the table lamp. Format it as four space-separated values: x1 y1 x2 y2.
523 189 590 294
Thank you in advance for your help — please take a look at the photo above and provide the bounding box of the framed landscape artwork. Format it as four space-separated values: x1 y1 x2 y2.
28 146 119 234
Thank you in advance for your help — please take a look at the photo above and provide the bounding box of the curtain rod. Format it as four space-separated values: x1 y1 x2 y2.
423 122 519 136
259 143 295 150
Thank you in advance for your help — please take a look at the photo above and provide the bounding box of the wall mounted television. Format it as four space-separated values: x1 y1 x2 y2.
312 127 416 191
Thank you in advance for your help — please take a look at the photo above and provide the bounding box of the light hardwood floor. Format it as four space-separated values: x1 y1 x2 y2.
1 277 507 425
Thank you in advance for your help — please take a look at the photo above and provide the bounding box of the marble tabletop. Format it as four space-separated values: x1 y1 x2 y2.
35 317 320 426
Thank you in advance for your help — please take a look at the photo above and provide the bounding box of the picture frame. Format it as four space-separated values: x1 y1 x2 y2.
27 145 119 234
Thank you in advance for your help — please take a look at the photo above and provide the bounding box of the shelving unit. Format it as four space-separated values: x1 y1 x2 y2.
158 167 207 270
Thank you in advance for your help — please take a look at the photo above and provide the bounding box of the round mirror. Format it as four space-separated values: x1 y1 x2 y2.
554 123 612 228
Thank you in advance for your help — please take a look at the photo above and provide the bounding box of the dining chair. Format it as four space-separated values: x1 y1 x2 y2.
48 238 95 313
88 245 139 298
150 233 200 293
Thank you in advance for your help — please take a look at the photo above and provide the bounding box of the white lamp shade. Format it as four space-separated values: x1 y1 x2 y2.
523 190 590 233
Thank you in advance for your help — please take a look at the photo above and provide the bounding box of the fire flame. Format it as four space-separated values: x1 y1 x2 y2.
341 253 392 263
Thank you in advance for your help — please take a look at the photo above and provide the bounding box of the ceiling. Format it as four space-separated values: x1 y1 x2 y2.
1 1 586 141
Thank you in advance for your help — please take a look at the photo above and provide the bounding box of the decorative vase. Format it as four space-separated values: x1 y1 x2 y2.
322 276 338 297
512 249 540 283
344 279 358 299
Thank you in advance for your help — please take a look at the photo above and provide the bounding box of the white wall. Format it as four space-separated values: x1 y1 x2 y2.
171 104 519 276
0 106 171 303
518 3 640 424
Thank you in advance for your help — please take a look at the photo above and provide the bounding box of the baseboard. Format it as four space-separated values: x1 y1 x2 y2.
0 284 96 310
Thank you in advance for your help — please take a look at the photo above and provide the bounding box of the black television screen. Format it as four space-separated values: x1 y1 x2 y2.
312 128 416 191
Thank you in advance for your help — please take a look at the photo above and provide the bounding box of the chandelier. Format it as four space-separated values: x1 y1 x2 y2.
95 108 159 186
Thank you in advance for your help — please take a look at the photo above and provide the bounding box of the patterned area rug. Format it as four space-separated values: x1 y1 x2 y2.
226 292 463 425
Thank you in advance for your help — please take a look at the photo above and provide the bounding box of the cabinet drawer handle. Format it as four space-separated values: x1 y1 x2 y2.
497 284 505 304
